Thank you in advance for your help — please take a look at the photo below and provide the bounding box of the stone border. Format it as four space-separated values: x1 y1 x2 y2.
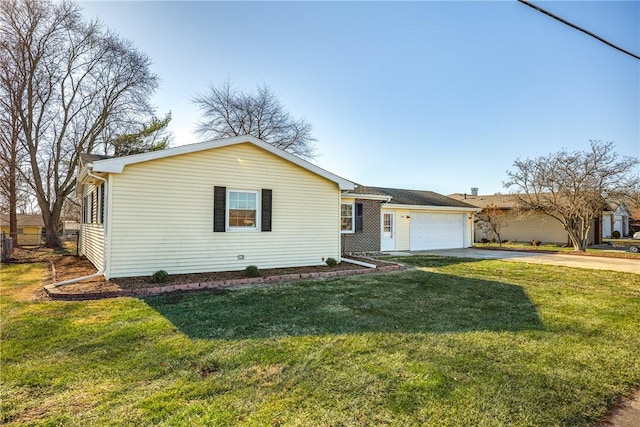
44 259 405 301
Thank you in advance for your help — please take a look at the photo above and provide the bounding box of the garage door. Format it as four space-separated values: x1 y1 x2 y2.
410 212 465 250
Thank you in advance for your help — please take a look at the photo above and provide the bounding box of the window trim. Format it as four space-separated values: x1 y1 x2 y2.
341 203 355 234
226 189 260 231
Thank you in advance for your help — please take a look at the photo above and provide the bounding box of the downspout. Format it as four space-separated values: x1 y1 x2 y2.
48 270 105 288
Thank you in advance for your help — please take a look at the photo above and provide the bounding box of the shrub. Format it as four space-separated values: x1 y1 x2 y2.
244 265 260 277
479 238 489 244
151 270 169 283
532 240 541 247
325 257 338 267
612 230 621 239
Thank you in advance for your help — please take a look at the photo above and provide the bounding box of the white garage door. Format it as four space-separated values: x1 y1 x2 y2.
410 212 465 250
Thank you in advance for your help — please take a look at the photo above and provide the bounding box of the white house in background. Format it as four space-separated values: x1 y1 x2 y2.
77 136 354 279
602 201 631 238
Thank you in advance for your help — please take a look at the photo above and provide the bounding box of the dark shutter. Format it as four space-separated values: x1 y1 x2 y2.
261 189 272 232
214 186 226 232
355 202 363 233
99 183 105 223
91 191 96 223
83 196 88 224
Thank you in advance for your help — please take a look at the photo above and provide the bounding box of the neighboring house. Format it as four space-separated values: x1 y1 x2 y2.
77 136 355 279
341 186 478 252
0 214 44 246
448 191 621 244
630 207 640 234
448 192 575 244
63 220 81 236
601 201 631 238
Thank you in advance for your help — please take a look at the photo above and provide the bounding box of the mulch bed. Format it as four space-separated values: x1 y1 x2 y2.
3 248 404 301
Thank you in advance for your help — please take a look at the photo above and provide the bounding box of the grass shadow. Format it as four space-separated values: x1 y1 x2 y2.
381 255 487 268
145 268 544 340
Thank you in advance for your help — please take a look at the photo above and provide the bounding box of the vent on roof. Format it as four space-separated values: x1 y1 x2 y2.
471 187 479 196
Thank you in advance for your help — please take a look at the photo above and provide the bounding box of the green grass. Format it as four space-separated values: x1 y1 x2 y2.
1 257 639 426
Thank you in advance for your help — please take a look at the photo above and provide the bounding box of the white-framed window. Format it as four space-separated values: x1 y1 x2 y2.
227 190 259 230
341 203 354 233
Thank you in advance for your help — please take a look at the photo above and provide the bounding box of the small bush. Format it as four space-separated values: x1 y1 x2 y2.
151 270 169 283
532 240 541 247
244 265 260 277
479 238 489 244
612 230 621 239
325 257 338 267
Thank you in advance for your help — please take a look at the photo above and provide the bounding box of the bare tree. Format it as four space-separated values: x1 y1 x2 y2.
0 59 24 246
504 140 639 251
0 0 159 248
193 79 317 159
476 203 508 246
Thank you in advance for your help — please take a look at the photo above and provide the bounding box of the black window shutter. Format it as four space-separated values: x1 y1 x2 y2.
99 183 105 223
261 189 272 232
91 190 96 223
355 203 363 233
214 186 226 232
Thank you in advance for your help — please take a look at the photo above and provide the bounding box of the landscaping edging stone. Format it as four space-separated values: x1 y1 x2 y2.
44 259 405 301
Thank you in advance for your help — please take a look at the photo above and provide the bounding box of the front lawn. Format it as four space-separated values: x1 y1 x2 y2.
2 257 639 426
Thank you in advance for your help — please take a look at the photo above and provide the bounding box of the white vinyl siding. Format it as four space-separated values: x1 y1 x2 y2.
387 208 412 251
107 143 341 278
79 183 105 270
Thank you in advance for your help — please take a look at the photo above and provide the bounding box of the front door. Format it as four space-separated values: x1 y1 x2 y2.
381 212 395 251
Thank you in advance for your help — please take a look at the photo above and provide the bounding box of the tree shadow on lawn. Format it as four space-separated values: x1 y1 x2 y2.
144 269 545 340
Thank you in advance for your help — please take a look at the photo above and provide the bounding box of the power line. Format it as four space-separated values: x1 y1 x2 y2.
518 0 640 61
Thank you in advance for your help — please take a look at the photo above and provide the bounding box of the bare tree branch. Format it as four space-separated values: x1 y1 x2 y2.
193 79 317 159
1 0 159 247
504 140 639 251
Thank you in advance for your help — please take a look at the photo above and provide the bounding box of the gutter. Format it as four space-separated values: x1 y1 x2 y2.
382 203 481 213
342 193 393 202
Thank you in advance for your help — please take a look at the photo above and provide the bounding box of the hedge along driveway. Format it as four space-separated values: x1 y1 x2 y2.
2 256 640 426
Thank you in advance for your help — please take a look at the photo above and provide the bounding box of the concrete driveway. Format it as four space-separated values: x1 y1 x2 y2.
393 248 640 274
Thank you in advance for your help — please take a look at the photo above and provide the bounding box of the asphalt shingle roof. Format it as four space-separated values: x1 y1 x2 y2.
349 185 476 208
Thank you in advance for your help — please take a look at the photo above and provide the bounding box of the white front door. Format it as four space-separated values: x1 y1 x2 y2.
381 212 395 251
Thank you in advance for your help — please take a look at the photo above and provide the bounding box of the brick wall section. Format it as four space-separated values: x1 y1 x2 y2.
341 199 381 253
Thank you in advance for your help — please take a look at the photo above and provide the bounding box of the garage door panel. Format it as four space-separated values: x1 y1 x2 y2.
410 213 464 250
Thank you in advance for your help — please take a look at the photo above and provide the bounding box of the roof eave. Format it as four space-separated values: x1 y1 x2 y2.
383 203 481 212
341 193 392 202
89 136 355 190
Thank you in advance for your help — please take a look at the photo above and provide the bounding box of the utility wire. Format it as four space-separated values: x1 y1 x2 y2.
518 0 640 61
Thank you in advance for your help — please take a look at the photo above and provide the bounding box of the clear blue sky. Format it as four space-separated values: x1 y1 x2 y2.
80 0 639 195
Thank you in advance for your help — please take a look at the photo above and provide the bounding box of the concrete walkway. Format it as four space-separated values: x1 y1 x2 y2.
390 248 640 274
